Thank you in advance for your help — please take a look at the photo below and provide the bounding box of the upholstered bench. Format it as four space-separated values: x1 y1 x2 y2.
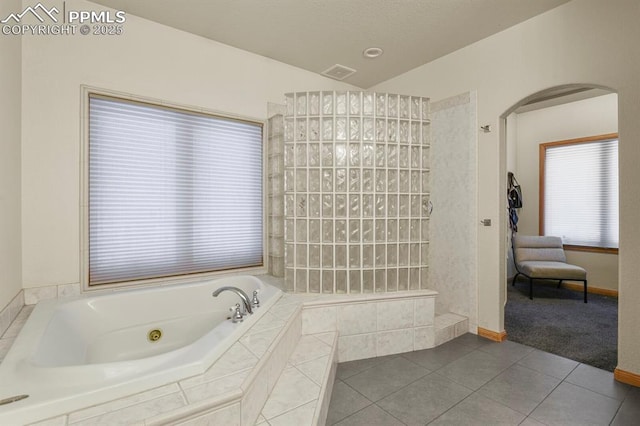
512 235 588 303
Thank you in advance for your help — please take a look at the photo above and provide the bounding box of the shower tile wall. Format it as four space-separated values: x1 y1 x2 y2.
429 91 477 331
281 91 431 293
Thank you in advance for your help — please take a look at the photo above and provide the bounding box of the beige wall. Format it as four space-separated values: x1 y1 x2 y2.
0 0 23 310
373 0 640 374
514 94 618 291
20 0 356 290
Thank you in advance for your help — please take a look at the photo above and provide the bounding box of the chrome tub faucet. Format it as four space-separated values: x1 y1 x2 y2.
212 286 253 315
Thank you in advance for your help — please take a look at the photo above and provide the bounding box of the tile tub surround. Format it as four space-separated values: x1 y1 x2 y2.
0 290 25 363
20 283 82 307
1 276 285 424
258 332 339 425
1 281 457 425
1 287 302 425
281 91 431 294
0 290 24 339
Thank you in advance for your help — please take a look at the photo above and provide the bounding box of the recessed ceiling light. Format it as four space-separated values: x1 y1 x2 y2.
363 47 383 59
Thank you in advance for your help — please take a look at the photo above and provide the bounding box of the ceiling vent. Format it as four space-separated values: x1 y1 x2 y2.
321 64 357 81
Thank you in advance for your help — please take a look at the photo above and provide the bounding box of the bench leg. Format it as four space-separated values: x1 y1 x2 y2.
584 280 588 303
529 277 533 300
557 279 563 288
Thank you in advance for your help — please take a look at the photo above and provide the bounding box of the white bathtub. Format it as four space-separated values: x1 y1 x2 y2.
0 275 281 424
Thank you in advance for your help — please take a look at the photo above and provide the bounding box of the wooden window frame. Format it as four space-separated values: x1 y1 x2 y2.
539 133 619 254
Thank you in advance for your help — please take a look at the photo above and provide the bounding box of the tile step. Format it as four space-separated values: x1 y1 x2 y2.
434 312 469 346
256 331 338 426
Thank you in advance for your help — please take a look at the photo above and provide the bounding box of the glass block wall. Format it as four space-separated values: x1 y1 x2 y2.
281 91 430 293
267 107 285 277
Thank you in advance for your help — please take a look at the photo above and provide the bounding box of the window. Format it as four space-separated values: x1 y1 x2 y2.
88 94 264 286
540 133 618 251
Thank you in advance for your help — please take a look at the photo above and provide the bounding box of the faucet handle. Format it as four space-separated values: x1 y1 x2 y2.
230 303 244 323
252 290 260 308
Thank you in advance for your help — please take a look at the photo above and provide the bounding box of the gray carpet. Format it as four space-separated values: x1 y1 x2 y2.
505 278 618 372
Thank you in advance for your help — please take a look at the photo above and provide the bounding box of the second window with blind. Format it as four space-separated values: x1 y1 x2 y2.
87 94 264 286
540 133 619 252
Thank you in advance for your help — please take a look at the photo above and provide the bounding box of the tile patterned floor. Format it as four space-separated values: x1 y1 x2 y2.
327 334 640 425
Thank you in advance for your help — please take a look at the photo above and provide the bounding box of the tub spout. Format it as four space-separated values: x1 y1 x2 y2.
212 286 253 315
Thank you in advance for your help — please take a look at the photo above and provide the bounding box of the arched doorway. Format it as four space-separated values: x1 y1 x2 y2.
499 84 619 371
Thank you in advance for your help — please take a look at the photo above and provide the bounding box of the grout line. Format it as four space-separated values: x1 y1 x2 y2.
263 397 318 424
291 362 322 387
177 386 189 407
519 416 551 425
524 369 569 423
426 391 477 425
398 351 435 373
329 400 375 426
561 368 626 403
373 401 410 425
336 355 393 380
1 305 33 339
565 361 581 378
336 379 375 407
609 404 623 426
429 370 477 393
475 380 535 418
513 360 572 382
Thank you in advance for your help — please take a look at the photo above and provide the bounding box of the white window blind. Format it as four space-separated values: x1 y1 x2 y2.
543 137 618 248
89 95 263 285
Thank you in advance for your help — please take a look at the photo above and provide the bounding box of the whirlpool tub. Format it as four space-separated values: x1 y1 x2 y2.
0 275 281 424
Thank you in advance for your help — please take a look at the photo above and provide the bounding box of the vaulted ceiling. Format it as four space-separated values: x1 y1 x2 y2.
91 0 570 88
